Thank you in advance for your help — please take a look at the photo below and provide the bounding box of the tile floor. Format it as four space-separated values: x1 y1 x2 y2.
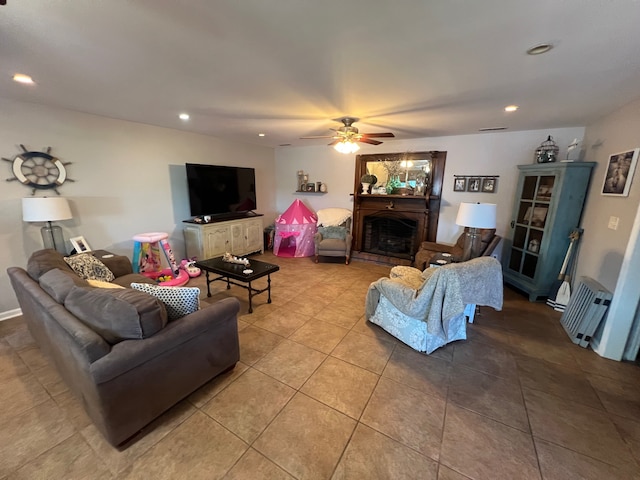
1 252 640 479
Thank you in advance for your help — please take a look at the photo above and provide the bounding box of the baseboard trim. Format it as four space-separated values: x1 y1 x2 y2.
0 308 22 321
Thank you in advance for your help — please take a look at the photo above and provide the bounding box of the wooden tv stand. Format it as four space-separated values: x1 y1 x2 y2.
183 214 264 260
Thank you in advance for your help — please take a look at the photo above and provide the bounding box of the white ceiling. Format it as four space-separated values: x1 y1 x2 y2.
1 1 639 148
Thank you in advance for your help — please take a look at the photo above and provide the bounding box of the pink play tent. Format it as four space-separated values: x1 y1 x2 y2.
273 199 317 257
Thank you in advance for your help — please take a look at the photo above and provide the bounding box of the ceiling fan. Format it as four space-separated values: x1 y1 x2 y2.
300 117 395 150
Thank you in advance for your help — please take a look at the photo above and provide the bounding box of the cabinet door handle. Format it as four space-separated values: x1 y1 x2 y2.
510 220 515 228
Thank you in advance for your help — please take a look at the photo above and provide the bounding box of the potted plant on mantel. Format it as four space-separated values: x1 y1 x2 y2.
360 174 377 194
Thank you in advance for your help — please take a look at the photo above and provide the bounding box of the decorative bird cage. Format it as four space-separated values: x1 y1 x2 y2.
535 135 559 163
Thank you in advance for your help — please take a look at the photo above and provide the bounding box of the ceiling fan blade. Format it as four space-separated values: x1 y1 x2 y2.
360 132 395 138
359 138 383 145
328 140 340 146
300 135 336 139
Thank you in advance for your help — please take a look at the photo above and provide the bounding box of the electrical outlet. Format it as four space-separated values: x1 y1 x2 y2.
608 216 619 230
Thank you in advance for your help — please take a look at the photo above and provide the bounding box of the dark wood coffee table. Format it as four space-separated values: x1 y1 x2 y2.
195 256 280 313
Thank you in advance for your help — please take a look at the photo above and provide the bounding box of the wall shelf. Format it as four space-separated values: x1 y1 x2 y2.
293 191 326 195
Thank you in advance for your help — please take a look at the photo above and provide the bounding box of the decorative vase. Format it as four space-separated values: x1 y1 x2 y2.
361 183 370 194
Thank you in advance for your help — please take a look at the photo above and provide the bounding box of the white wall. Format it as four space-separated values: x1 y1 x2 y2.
0 98 276 314
578 98 640 359
275 127 586 247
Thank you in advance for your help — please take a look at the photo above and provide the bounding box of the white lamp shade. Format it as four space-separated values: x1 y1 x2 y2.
456 202 497 229
22 197 72 222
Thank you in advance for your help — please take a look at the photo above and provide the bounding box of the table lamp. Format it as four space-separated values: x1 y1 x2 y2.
455 202 497 261
22 197 72 254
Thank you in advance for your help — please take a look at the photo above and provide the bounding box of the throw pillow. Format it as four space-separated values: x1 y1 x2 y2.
65 286 167 344
318 226 347 240
130 283 200 321
87 279 125 289
316 208 352 227
64 253 115 282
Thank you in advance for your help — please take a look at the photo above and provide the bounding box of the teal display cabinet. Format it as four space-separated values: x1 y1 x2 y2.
503 162 595 301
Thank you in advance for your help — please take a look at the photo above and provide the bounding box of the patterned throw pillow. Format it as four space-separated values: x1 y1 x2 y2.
64 253 115 282
318 226 347 240
130 283 200 320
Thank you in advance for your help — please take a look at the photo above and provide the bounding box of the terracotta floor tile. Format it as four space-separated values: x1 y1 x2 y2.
301 356 379 419
238 325 284 365
452 340 519 380
254 393 356 479
448 364 529 431
187 362 249 408
588 372 640 420
610 413 640 466
382 345 451 399
523 387 636 468
361 377 445 460
332 423 438 480
516 355 602 409
0 349 31 383
535 437 640 480
0 373 51 422
288 319 349 354
314 305 362 329
7 433 112 480
331 330 396 374
224 448 294 480
0 399 76 477
440 404 540 480
437 465 472 479
201 368 294 443
254 339 327 389
252 307 311 337
120 411 247 480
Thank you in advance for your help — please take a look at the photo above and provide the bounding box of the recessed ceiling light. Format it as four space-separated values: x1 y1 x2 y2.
527 44 553 55
13 73 34 84
178 113 190 121
479 127 508 132
504 105 519 112
258 133 266 137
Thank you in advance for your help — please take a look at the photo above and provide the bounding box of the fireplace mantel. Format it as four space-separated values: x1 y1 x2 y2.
352 151 446 265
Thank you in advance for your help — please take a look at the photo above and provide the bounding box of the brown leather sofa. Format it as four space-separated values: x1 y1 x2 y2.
414 228 500 270
7 249 240 446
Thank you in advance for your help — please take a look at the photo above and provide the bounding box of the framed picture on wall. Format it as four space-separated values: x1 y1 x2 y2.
601 148 639 196
467 177 481 192
481 178 497 193
453 177 466 192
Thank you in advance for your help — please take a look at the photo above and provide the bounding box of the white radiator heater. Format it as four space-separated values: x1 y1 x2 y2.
560 276 612 348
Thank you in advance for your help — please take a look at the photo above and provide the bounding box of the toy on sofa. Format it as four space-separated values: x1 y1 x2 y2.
132 232 189 287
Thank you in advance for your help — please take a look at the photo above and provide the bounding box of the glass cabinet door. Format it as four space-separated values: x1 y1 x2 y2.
508 175 555 278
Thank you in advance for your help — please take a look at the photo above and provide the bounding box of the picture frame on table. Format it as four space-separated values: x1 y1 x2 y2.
601 148 639 197
306 183 316 192
467 177 481 192
453 177 467 192
70 236 91 253
481 178 497 193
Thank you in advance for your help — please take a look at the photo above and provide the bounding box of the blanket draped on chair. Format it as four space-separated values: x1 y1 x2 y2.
365 257 503 354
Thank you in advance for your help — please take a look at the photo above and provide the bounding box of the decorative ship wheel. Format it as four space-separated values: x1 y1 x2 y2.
3 145 74 195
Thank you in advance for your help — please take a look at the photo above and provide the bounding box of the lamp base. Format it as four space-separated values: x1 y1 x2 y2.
41 224 67 255
462 228 483 261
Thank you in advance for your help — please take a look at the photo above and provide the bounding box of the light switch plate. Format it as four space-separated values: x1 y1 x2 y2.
608 216 619 230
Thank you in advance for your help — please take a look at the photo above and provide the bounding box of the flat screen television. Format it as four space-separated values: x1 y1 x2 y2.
186 163 257 217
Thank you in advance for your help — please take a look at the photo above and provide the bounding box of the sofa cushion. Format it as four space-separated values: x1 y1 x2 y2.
130 283 200 321
27 249 74 281
39 268 90 303
64 253 115 282
318 226 348 240
65 286 168 344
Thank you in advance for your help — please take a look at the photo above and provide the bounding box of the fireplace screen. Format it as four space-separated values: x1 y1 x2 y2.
363 216 418 260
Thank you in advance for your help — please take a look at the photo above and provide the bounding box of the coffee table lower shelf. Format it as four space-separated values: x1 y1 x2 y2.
195 257 280 314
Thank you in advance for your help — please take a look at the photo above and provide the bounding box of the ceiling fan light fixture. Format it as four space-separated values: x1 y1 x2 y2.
334 140 360 154
13 73 34 84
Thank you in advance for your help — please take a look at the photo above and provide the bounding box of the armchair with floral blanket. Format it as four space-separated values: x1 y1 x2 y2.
365 257 503 354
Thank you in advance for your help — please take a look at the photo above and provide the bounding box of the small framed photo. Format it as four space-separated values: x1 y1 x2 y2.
70 236 91 253
453 177 467 192
306 183 316 192
481 177 496 193
467 177 481 192
601 148 639 196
